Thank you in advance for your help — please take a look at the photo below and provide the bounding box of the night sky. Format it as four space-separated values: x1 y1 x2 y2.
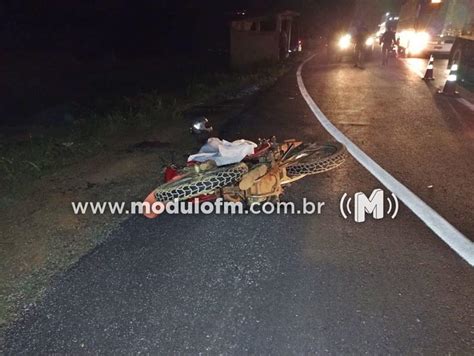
0 0 404 54
0 0 405 126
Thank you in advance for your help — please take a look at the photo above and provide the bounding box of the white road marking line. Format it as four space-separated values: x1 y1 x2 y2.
297 54 474 267
457 98 474 112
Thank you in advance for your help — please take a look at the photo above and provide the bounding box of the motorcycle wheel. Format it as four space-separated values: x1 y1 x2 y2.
151 162 248 203
286 142 346 177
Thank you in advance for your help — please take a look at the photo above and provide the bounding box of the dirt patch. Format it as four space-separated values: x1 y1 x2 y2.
0 124 196 327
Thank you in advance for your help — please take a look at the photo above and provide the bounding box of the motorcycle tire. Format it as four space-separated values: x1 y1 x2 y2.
286 142 346 177
152 162 248 202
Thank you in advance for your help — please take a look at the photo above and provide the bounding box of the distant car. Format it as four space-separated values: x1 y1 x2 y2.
426 35 456 56
397 31 430 57
327 33 375 62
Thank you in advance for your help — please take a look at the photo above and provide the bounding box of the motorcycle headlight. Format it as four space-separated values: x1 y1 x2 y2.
191 117 213 134
365 37 374 46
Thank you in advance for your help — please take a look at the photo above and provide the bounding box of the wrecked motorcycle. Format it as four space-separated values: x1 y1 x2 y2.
143 136 346 218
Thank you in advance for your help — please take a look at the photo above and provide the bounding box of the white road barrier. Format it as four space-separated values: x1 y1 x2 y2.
297 54 474 267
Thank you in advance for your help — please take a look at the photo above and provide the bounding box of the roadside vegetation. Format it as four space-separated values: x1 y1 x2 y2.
0 57 298 332
0 61 289 193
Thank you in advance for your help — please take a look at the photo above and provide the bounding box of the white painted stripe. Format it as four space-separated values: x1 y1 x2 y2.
457 98 474 112
297 54 474 267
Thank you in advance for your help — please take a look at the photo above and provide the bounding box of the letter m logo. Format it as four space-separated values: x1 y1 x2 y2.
354 189 384 223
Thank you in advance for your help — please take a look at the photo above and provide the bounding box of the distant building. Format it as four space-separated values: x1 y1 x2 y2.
230 10 299 69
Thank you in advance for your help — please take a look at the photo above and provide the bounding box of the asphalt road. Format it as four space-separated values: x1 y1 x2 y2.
4 53 474 354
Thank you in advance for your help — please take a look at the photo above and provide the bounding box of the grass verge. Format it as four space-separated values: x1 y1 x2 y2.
1 60 289 191
0 57 298 333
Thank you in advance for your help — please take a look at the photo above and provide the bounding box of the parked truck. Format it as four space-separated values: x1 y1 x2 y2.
396 0 473 57
449 31 474 89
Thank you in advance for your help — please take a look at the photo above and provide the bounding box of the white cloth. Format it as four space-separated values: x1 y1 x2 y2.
187 137 257 166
